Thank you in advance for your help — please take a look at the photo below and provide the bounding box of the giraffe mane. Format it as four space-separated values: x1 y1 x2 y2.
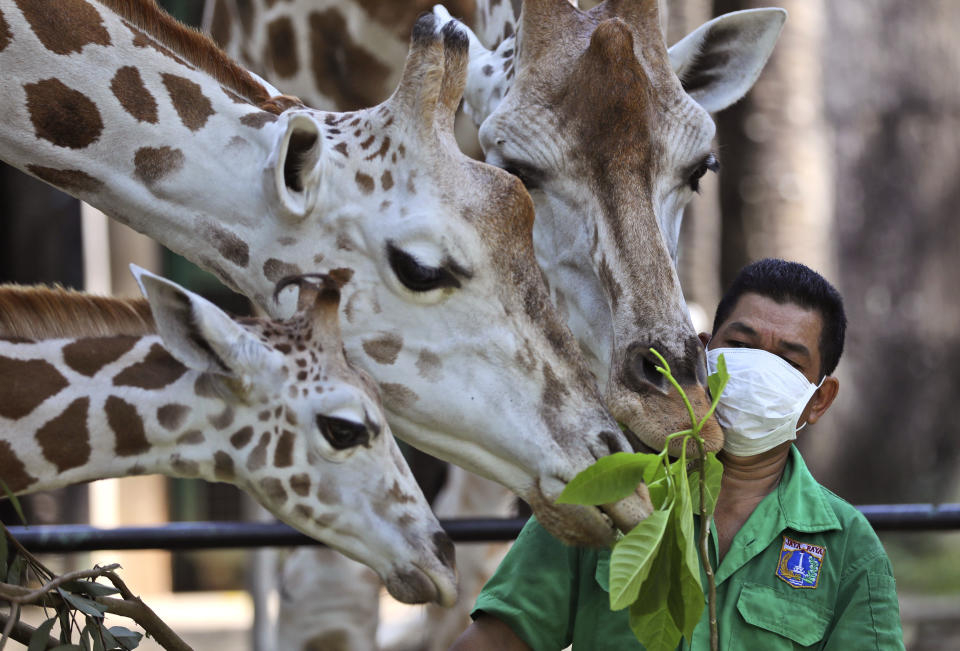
0 285 155 340
99 0 290 113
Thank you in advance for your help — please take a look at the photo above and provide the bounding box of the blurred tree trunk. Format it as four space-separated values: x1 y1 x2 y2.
811 1 960 503
713 0 833 292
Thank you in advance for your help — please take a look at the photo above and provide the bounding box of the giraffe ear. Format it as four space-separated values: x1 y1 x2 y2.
668 8 786 114
271 112 324 221
433 5 515 127
130 265 282 379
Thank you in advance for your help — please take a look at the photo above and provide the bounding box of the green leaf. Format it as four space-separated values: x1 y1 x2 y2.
608 509 671 610
0 479 28 526
670 498 705 637
646 475 669 510
28 616 58 651
556 452 657 506
58 588 108 618
62 580 120 598
50 646 84 651
7 553 26 585
628 527 683 651
707 352 729 403
688 453 724 517
79 622 93 651
108 626 143 650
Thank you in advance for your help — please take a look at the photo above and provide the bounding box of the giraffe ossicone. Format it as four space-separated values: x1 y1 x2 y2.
0 1 648 546
0 266 457 607
435 0 786 456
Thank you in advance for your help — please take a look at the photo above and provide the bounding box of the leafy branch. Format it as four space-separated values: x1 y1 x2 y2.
0 487 192 651
558 350 729 650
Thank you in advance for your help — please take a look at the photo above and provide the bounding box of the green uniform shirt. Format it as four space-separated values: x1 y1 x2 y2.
473 446 904 650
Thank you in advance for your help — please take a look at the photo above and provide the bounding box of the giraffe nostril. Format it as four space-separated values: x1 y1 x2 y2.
432 530 456 569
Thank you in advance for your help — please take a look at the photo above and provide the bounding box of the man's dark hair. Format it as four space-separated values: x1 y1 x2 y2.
712 258 846 378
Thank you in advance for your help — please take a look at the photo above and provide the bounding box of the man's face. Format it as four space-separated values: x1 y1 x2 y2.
707 292 824 384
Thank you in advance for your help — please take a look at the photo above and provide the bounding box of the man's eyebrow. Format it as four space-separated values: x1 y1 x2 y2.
778 339 811 359
726 322 757 337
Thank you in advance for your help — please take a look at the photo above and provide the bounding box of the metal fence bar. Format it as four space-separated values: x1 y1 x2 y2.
5 505 960 553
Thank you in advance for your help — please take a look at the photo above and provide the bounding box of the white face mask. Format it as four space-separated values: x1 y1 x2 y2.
706 347 823 457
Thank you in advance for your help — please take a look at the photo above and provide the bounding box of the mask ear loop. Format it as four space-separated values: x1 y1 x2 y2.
795 376 827 433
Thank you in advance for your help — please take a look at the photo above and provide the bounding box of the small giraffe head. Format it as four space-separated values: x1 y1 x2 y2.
437 1 785 455
132 266 457 606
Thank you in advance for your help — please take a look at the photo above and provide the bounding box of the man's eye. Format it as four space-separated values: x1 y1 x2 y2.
387 243 460 293
316 415 370 449
688 153 719 193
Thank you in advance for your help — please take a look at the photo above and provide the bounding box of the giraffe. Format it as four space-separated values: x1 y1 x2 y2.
0 1 649 546
435 0 787 456
201 0 518 112
0 267 458 607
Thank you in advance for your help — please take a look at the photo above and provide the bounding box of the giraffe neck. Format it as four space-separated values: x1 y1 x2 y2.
0 334 253 495
0 0 292 307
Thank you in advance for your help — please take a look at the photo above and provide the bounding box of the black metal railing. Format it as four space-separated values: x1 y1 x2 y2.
5 504 960 552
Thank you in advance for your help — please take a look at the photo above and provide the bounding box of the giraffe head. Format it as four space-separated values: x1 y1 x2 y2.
436 1 785 455
131 266 457 606
260 15 651 545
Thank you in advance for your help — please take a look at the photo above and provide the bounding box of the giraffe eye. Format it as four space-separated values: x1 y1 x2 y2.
387 243 461 293
688 153 719 193
316 415 370 450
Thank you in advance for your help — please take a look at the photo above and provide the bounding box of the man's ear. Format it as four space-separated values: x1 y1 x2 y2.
804 376 839 426
698 332 711 348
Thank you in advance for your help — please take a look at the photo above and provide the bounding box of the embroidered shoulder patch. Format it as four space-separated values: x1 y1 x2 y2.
776 536 825 589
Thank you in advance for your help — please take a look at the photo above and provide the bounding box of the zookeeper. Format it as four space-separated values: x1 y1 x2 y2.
449 258 905 650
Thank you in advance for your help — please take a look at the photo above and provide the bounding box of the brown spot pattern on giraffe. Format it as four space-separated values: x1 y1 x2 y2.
0 440 37 493
0 8 11 53
308 10 391 111
63 335 137 377
239 111 277 129
230 425 254 448
111 66 158 123
177 430 204 445
265 16 298 78
263 259 301 283
290 473 311 497
274 430 295 467
35 397 90 472
247 432 270 471
113 343 188 389
259 477 288 505
202 222 250 268
157 403 191 431
170 455 199 476
14 0 110 55
213 450 235 480
26 165 103 195
208 405 235 430
355 172 374 195
134 146 185 187
25 78 103 149
362 334 403 365
162 74 214 131
380 383 419 409
380 171 394 191
364 137 391 162
415 349 442 381
105 395 150 456
0 356 68 419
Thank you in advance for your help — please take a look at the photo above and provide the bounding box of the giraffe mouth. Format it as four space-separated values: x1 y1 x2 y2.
384 564 457 607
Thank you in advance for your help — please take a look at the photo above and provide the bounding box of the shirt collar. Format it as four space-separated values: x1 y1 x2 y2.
776 445 841 534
